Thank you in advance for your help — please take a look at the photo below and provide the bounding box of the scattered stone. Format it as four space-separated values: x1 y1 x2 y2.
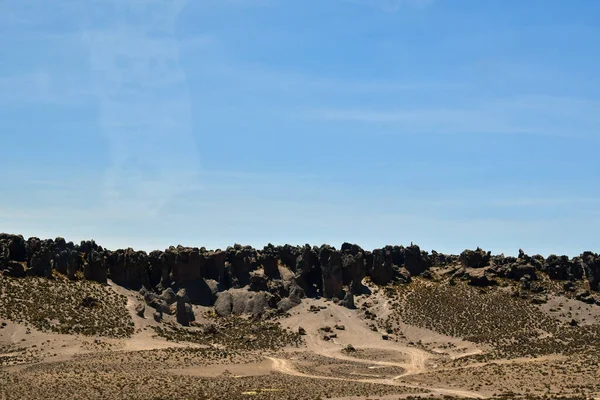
153 311 162 323
135 303 145 318
343 344 356 352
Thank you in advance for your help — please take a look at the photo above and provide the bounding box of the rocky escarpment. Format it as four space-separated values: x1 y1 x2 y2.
2 233 600 324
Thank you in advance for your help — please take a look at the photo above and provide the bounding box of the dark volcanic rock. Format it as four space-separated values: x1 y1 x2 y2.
320 246 343 299
396 267 412 284
3 261 25 277
176 289 194 326
370 249 394 285
108 248 148 288
404 244 430 276
259 245 280 279
81 241 107 283
172 247 205 284
228 245 259 288
545 254 582 281
159 288 177 305
341 287 355 309
153 310 162 322
204 250 228 288
295 245 321 296
178 278 215 306
0 234 26 262
342 252 366 293
214 291 233 317
249 271 268 292
135 303 145 318
582 252 600 291
0 242 9 270
215 289 271 316
147 250 170 290
465 268 497 287
26 238 53 277
460 248 491 269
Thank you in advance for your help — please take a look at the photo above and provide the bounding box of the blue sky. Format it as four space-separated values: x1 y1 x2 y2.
1 0 599 256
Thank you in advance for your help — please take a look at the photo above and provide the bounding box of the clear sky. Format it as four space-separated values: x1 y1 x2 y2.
1 0 599 256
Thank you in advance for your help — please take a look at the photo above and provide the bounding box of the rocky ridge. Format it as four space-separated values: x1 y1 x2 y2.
2 233 600 323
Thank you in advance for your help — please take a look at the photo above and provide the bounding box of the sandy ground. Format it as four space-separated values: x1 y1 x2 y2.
3 278 600 399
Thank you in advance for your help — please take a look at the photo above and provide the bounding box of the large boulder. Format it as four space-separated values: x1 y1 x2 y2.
159 288 177 305
459 248 491 269
3 261 25 277
465 268 497 287
141 288 173 315
214 291 233 317
341 287 355 309
214 289 271 316
176 289 194 326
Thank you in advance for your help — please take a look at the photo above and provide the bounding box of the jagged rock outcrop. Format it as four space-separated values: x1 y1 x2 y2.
173 247 205 283
0 242 8 270
0 233 26 262
294 245 322 296
582 252 600 291
341 250 366 293
259 245 280 279
370 249 394 285
108 248 148 288
404 244 430 276
147 250 169 290
460 248 491 269
249 271 268 292
204 250 227 288
226 244 258 288
544 254 582 281
320 245 343 299
5 230 600 320
465 268 497 287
